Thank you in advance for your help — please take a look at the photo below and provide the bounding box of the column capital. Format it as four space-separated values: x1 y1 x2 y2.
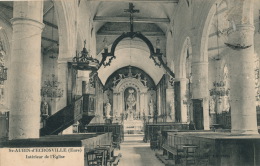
174 77 188 82
58 58 70 64
236 24 255 31
191 61 208 66
11 17 45 30
227 24 255 47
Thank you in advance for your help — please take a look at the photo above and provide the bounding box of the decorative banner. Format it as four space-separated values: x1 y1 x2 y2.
0 147 84 166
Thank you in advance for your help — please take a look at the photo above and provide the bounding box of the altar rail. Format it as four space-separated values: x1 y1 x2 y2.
85 123 124 143
143 122 189 142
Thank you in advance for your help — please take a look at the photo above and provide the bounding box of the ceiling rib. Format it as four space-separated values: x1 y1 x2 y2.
43 20 58 29
42 37 59 44
94 16 169 24
43 4 54 17
97 31 165 37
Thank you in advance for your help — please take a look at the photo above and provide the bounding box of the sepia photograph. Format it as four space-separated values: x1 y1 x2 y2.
0 0 259 165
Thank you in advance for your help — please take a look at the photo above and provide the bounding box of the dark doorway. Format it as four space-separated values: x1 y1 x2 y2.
192 99 204 130
174 81 181 122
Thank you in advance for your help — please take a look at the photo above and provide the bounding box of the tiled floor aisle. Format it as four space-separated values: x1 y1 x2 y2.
115 134 164 166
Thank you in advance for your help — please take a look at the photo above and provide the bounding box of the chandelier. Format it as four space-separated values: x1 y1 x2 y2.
0 41 7 85
41 74 63 98
209 81 230 96
0 62 7 85
71 40 100 71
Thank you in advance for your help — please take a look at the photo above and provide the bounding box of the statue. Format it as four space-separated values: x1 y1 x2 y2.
113 77 117 87
149 99 154 117
126 89 136 111
223 96 230 112
142 77 148 87
105 102 111 118
209 98 216 113
41 101 49 116
125 89 137 121
136 73 141 81
119 74 124 80
128 110 134 121
41 101 49 122
142 110 146 122
169 99 175 121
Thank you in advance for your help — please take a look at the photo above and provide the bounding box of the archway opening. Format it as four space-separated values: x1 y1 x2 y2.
104 66 155 135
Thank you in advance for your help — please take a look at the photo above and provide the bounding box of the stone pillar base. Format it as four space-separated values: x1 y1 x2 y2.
231 129 258 135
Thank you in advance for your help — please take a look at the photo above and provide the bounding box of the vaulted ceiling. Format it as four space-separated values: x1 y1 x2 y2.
90 0 177 84
0 0 177 84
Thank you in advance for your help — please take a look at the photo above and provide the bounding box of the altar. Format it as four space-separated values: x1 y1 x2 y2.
124 120 143 134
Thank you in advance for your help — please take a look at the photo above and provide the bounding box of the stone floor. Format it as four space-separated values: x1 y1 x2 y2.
115 134 164 166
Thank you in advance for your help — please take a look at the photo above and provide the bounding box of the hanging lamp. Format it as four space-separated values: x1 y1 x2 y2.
71 40 100 71
41 7 63 98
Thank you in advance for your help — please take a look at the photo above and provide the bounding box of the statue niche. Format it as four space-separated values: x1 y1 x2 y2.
124 87 137 120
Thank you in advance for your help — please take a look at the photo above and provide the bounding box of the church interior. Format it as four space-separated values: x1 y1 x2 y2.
0 0 260 165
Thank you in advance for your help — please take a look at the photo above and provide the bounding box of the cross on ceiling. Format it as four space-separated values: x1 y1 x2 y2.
124 3 140 33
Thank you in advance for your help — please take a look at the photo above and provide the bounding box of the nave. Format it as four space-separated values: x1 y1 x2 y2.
115 134 163 166
0 0 260 166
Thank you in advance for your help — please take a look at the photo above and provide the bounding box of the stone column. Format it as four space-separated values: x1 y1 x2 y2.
9 1 44 139
226 0 257 134
192 62 210 130
228 25 257 134
136 92 140 113
157 89 161 117
144 93 148 115
179 78 188 123
113 92 118 115
56 60 68 112
116 92 120 114
120 92 124 112
140 92 145 114
115 93 120 115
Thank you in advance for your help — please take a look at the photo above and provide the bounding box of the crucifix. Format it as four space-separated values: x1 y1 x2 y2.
124 3 139 34
84 40 86 48
128 65 133 77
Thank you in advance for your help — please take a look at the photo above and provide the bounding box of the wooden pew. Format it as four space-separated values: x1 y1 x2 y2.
162 143 187 164
85 123 124 143
144 122 189 142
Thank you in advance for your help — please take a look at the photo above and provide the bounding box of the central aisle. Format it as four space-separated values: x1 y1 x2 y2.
116 134 164 166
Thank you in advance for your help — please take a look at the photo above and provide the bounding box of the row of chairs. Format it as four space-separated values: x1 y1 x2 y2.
86 143 122 166
86 144 114 166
